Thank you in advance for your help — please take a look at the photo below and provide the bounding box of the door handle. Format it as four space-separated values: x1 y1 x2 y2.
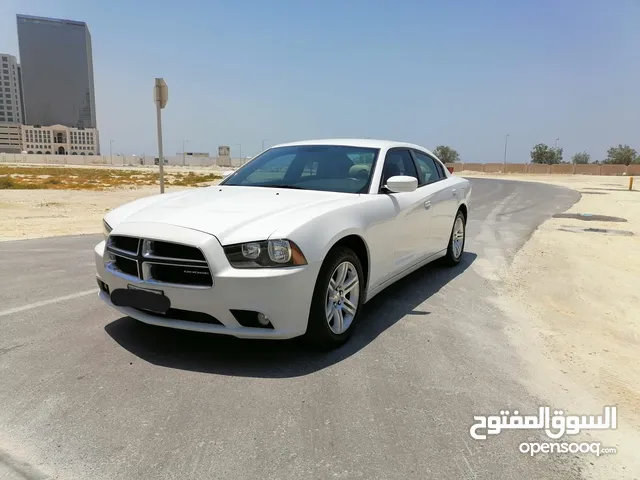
424 201 431 210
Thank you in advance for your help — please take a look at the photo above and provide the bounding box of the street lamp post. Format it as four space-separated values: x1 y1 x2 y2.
153 77 169 194
261 139 268 151
182 139 188 166
109 140 114 165
503 134 509 172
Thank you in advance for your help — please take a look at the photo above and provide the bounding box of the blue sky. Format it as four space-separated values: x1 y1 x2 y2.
1 0 638 161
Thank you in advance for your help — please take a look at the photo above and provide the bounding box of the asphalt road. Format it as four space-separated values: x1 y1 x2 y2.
0 179 582 480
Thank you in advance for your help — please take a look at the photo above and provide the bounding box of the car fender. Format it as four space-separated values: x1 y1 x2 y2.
269 204 372 266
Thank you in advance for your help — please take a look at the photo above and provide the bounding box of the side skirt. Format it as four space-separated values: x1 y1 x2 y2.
363 249 447 303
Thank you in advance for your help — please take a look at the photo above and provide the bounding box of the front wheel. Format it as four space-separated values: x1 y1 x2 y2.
443 210 466 266
304 247 364 349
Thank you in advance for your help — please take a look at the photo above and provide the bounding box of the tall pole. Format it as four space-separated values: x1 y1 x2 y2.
156 100 165 193
261 139 268 151
182 139 188 166
154 77 168 193
503 134 509 171
109 140 113 165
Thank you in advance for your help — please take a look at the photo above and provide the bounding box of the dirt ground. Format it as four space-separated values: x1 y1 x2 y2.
0 163 228 240
461 172 640 479
0 183 223 241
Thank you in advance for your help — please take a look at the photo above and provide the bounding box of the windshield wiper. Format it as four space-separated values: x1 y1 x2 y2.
261 184 304 189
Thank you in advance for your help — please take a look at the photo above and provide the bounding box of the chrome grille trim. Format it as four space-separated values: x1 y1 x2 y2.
105 262 141 282
108 245 140 257
105 235 213 288
141 252 208 265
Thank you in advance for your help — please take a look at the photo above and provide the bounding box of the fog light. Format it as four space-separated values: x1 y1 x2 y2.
97 279 110 294
257 313 270 326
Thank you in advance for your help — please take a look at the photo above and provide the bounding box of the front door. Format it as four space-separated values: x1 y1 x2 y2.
380 148 433 275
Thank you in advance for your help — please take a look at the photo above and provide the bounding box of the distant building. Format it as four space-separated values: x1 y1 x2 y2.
0 54 25 124
21 124 99 155
0 122 23 153
179 152 210 157
16 14 97 130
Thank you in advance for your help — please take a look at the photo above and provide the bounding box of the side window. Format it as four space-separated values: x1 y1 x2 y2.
413 151 444 185
381 149 418 189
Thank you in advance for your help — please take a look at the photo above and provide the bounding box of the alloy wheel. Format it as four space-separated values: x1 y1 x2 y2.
325 261 360 334
452 216 465 259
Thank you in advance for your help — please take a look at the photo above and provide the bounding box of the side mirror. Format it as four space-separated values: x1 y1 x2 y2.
385 175 418 193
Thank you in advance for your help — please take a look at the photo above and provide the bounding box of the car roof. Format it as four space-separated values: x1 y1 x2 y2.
271 138 439 158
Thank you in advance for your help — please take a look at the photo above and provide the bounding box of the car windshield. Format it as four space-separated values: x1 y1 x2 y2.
219 145 380 194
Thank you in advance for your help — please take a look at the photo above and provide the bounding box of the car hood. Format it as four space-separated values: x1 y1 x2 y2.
109 186 359 245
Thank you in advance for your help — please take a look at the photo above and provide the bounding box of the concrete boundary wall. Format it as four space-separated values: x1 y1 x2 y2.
444 162 639 176
0 153 638 175
0 153 249 168
574 164 601 175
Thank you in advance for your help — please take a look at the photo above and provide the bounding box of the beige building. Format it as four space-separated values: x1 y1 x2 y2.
22 124 100 155
0 122 23 153
0 54 25 124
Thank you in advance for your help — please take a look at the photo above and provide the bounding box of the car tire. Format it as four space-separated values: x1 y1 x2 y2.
443 209 466 266
304 247 365 349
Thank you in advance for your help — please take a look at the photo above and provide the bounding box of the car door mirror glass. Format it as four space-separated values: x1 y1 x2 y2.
385 175 418 193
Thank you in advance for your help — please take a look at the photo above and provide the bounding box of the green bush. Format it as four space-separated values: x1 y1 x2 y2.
0 176 15 189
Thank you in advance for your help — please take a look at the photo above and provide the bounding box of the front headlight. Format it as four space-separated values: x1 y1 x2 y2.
102 219 112 240
223 239 307 268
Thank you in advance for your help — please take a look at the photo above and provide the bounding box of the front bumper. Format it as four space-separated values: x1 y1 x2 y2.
95 222 322 339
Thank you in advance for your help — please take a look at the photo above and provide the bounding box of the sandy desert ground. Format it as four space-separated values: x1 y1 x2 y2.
461 172 640 480
1 171 638 478
0 184 223 241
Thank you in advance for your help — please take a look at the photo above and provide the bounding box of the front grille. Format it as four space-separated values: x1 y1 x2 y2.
133 307 223 325
106 235 213 288
111 235 139 253
149 240 205 261
149 263 212 286
115 256 138 277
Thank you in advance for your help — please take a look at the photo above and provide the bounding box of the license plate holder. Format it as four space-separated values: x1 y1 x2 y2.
127 284 164 296
110 286 171 314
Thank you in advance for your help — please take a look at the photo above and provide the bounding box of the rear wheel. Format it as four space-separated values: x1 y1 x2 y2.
304 247 364 349
443 209 466 266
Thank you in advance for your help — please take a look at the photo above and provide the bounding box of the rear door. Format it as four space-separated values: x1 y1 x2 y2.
411 150 458 254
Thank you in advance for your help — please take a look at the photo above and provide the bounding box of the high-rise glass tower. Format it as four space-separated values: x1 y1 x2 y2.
17 14 97 129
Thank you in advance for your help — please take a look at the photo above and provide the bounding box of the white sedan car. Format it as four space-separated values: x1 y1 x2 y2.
95 139 471 348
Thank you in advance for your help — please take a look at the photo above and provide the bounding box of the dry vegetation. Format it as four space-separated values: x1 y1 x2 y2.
0 165 221 190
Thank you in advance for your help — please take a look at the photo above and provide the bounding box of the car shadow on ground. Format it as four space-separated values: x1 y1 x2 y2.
104 252 477 378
